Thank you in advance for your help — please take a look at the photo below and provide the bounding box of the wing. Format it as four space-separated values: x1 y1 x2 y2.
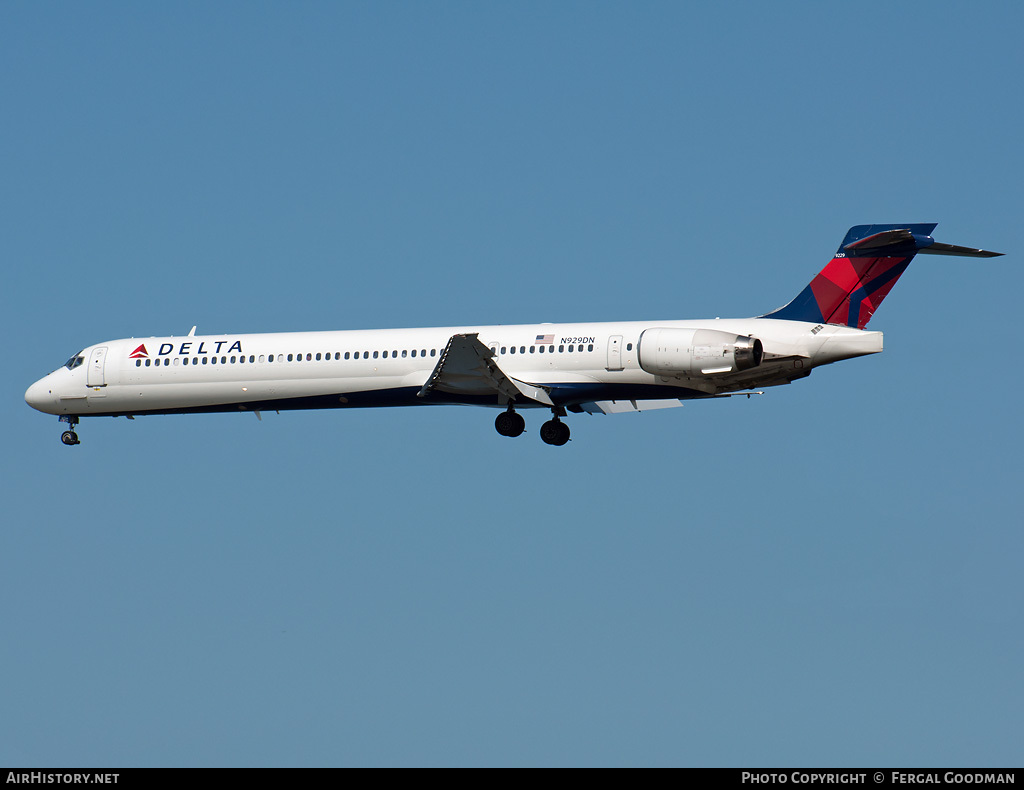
577 391 766 414
418 333 554 406
578 399 686 415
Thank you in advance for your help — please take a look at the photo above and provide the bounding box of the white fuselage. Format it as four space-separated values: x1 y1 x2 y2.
25 317 882 419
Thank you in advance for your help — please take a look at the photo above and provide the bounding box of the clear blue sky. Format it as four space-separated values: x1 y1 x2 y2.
3 2 1021 767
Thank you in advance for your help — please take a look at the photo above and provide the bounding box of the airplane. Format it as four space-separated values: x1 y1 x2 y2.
25 223 1001 447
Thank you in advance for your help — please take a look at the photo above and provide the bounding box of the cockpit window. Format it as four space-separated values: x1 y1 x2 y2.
64 352 85 370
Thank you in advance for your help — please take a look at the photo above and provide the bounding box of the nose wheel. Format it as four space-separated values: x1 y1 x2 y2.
59 416 81 446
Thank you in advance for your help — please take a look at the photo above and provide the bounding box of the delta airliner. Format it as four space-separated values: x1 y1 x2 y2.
25 224 1001 446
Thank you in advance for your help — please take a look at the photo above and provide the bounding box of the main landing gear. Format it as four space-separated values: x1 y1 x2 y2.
495 405 526 437
59 416 81 446
494 404 571 446
539 417 570 446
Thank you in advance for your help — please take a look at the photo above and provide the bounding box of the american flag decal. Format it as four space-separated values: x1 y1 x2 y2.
535 334 554 344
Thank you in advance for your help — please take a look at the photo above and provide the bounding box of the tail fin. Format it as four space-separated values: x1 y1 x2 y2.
762 223 1002 329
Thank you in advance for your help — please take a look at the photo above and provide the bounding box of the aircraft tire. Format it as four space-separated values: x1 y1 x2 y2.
540 420 570 446
61 431 79 446
495 411 525 437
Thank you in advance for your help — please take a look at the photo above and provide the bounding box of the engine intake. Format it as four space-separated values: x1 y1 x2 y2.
638 328 763 376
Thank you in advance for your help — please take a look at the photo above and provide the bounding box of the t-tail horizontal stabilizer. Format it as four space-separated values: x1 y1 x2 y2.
762 223 1003 329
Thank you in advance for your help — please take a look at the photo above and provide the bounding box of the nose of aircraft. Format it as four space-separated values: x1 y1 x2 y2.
25 376 57 414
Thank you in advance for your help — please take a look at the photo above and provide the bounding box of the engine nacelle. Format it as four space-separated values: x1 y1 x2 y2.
638 328 763 376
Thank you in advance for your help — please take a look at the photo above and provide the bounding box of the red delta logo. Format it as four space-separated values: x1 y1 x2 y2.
129 344 149 359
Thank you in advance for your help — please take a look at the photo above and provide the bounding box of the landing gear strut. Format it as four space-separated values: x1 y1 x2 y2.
495 404 525 438
59 416 80 446
540 416 570 446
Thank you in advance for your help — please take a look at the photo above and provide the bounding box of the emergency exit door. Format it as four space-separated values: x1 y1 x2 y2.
606 335 623 371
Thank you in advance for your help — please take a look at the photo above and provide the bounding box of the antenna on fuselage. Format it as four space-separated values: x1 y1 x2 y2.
188 326 197 336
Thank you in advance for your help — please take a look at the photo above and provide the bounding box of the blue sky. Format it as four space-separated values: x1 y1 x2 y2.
3 2 1022 767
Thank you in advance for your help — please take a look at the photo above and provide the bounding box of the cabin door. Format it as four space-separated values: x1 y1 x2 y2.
87 347 108 387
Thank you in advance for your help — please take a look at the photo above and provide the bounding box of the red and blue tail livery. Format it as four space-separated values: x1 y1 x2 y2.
26 222 1003 446
763 224 1001 329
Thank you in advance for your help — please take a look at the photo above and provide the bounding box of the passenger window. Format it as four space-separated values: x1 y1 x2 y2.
430 349 436 357
250 355 255 363
501 347 506 354
259 355 266 363
530 346 535 354
231 356 237 363
421 349 426 357
136 360 141 367
316 353 321 361
373 351 379 359
588 344 593 352
288 354 294 362
344 352 350 360
558 345 564 353
539 346 545 353
510 346 516 354
402 350 407 358
567 345 573 353
173 358 179 366
202 357 208 365
364 352 369 359
626 343 633 351
549 345 554 353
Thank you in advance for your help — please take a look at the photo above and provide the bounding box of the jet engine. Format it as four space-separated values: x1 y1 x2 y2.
638 328 763 376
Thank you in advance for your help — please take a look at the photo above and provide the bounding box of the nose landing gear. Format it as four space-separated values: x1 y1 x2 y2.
59 416 81 446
